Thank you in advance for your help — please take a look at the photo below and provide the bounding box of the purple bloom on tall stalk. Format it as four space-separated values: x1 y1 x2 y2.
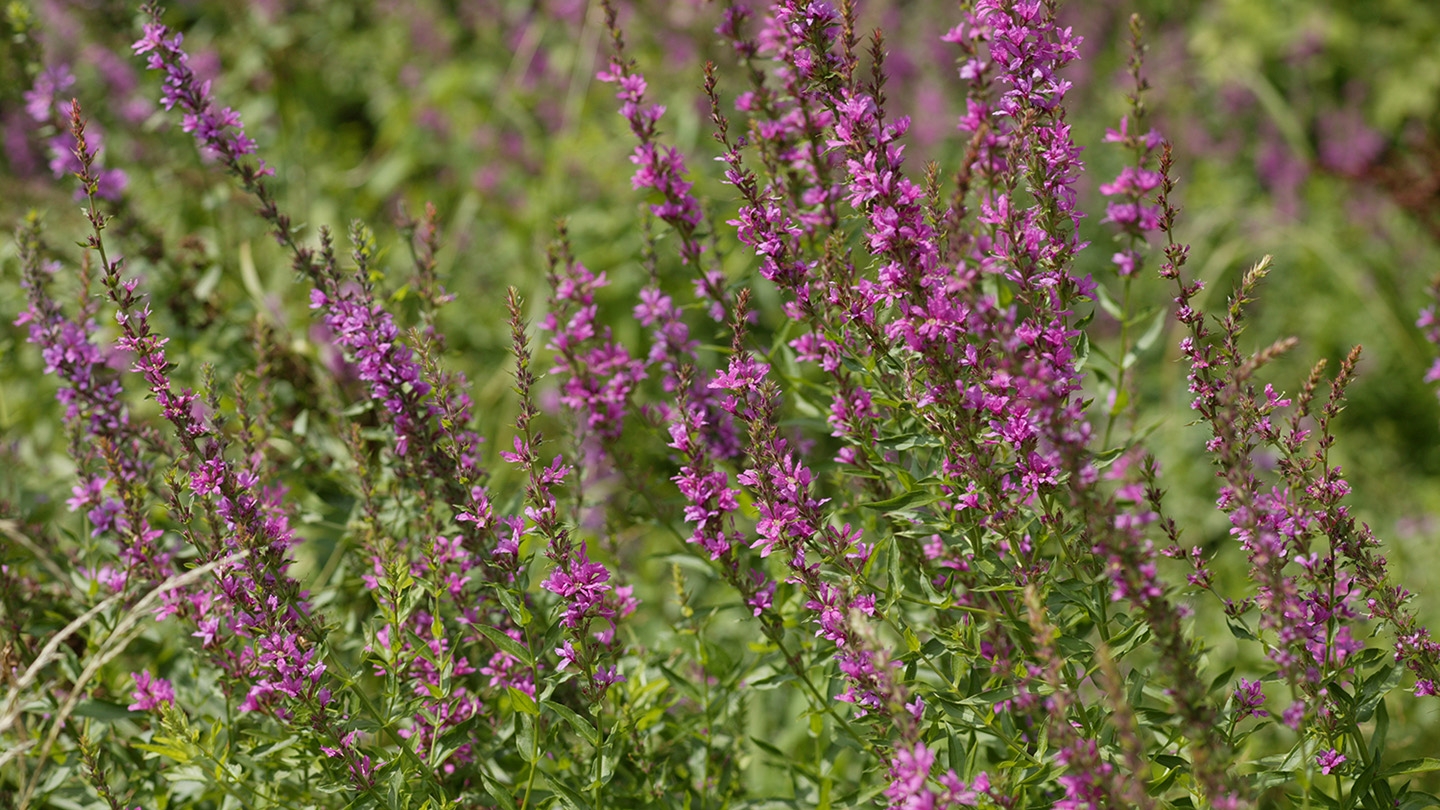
711 296 900 723
15 217 169 586
66 97 377 789
542 231 647 448
129 12 541 781
885 741 992 809
1053 740 1116 810
595 10 763 519
597 13 702 241
668 397 742 560
1100 117 1164 276
726 0 845 238
508 289 632 700
127 671 175 712
308 275 432 459
23 64 128 199
1420 285 1440 393
594 6 753 504
1231 678 1268 721
24 63 76 122
134 5 501 572
132 15 269 172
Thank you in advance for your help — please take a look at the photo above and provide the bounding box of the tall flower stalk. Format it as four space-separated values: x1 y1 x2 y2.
5 2 1440 809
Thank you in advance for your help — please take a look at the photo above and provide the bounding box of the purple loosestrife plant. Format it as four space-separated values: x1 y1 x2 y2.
542 226 648 451
598 0 732 323
67 104 386 791
24 67 128 201
133 3 508 566
126 9 553 798
509 286 632 702
14 215 172 594
6 2 1440 810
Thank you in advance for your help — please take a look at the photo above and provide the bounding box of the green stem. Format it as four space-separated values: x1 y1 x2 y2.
1103 274 1134 449
593 693 607 810
518 612 543 810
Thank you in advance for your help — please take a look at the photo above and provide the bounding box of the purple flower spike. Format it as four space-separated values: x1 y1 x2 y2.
128 671 176 712
1232 678 1269 720
133 10 271 175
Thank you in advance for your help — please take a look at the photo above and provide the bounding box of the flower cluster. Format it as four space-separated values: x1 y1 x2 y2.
598 5 701 246
8 2 1440 810
127 671 176 713
542 238 647 445
24 64 128 200
886 741 992 809
712 329 896 720
132 10 268 173
62 94 376 789
308 274 433 458
14 218 169 589
1100 117 1165 275
510 289 632 698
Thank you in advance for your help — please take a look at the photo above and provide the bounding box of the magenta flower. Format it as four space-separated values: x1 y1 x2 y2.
541 544 615 631
1316 748 1345 775
1232 678 1268 720
542 252 647 445
885 741 988 809
133 17 269 172
128 671 176 712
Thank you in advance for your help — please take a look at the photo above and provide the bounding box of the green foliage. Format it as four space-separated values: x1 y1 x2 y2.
5 0 1440 809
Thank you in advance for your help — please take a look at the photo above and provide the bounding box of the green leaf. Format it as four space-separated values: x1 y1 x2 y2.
1091 445 1127 470
1384 759 1440 778
1108 619 1152 658
861 485 942 511
1370 778 1397 810
1356 664 1402 722
1225 616 1257 642
751 736 788 759
477 624 535 667
1208 667 1237 695
598 739 618 785
1372 697 1390 761
494 587 533 627
71 699 138 722
875 432 941 452
545 773 590 810
508 686 539 716
516 713 537 761
543 699 599 746
1096 283 1123 320
134 741 194 763
1135 306 1168 353
1056 635 1094 659
1396 792 1440 810
960 686 1017 708
1074 331 1091 372
481 772 518 810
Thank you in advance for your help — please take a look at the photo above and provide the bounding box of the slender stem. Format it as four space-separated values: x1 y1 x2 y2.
519 710 541 810
518 612 543 810
1104 275 1134 449
593 692 608 810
